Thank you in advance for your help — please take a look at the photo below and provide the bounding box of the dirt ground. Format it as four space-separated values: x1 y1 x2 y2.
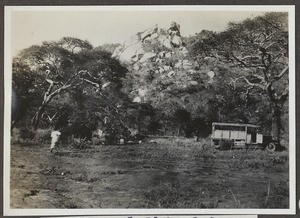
10 137 289 209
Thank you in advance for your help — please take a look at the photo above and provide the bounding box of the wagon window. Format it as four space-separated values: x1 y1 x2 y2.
257 128 262 134
247 127 259 133
214 125 245 131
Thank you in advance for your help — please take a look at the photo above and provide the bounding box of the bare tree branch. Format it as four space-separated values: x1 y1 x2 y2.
240 55 261 61
231 76 265 90
279 86 289 104
231 54 263 68
44 79 55 101
85 71 102 82
232 55 249 67
250 73 265 82
273 66 288 81
44 111 58 122
46 84 72 101
82 78 100 88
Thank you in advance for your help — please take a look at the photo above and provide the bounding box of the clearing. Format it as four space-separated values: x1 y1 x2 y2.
10 137 289 209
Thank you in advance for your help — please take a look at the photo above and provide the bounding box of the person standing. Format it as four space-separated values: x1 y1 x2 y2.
50 130 61 153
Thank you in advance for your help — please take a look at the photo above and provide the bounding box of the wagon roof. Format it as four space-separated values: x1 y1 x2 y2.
212 122 260 128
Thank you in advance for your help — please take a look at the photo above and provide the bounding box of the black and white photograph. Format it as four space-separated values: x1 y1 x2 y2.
3 5 296 216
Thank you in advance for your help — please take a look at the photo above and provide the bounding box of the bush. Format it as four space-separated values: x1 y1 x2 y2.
11 128 21 143
71 138 90 149
91 137 104 145
19 128 35 141
33 128 52 144
11 128 35 144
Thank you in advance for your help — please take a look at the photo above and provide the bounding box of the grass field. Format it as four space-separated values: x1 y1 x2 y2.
10 137 289 209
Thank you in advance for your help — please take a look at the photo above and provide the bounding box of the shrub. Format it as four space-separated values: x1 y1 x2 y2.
11 128 21 143
91 137 104 145
19 128 35 141
33 128 52 144
71 138 90 149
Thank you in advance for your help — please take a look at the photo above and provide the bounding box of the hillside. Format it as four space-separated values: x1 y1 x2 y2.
112 22 214 105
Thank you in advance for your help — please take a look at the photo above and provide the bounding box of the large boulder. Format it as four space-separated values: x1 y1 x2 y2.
113 41 144 63
158 35 173 49
112 22 187 63
171 35 182 47
139 52 156 63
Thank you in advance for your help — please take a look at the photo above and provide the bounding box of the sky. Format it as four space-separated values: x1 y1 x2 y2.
10 9 266 56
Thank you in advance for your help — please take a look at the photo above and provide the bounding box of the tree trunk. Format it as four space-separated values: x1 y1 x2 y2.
177 125 181 136
31 104 47 130
31 83 71 130
271 104 282 142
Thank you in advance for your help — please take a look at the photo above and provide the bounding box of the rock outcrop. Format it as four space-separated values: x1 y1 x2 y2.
112 22 185 63
112 22 214 103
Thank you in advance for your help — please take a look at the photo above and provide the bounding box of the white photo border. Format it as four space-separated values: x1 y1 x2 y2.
3 5 296 216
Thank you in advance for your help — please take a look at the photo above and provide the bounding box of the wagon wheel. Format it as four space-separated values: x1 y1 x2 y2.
266 142 276 152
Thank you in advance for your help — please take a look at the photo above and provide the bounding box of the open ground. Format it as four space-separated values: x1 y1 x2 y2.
10 137 289 209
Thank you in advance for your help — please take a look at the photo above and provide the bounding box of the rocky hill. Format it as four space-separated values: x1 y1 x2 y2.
112 22 214 103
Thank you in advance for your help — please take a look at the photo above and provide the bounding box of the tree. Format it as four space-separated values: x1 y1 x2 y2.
12 59 43 129
13 37 127 130
191 12 289 141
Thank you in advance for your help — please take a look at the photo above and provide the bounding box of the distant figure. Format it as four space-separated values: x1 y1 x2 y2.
50 130 61 153
98 129 103 138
